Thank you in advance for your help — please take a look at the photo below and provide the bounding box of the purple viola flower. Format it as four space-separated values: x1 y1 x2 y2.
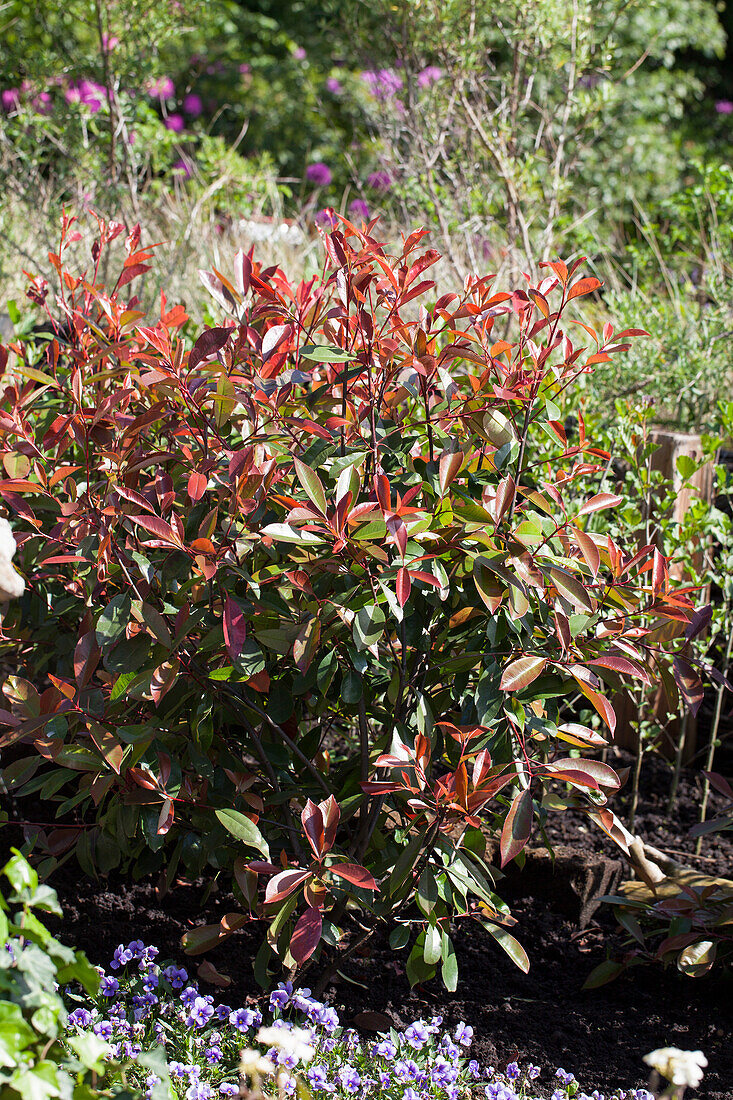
165 113 185 132
527 1065 541 1080
417 65 443 88
338 1066 361 1094
100 975 120 997
219 1086 239 1096
506 1063 520 1081
441 1037 460 1060
348 199 370 222
186 1084 212 1100
715 100 733 114
402 1090 420 1100
305 162 332 187
366 169 392 192
468 1060 481 1078
374 1038 397 1060
314 1004 339 1032
379 1072 391 1089
110 945 133 970
205 1045 223 1065
404 1021 429 1050
163 965 188 989
183 93 203 117
432 1056 457 1087
93 1020 113 1041
187 996 215 1028
2 88 20 111
215 1004 232 1021
68 1007 93 1028
180 986 200 1007
307 1065 329 1089
556 1069 576 1086
229 1007 259 1032
454 1021 473 1046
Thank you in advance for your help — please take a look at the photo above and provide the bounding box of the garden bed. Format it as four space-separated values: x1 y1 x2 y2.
4 754 727 1099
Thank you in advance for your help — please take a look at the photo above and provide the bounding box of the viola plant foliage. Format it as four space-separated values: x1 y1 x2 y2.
0 211 703 989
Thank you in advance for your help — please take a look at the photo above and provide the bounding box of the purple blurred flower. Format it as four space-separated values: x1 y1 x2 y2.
147 76 175 100
326 77 343 94
417 65 443 88
715 100 733 114
366 169 392 192
348 199 370 222
294 47 307 61
183 93 203 117
361 68 403 100
2 88 20 111
305 162 332 187
165 113 185 132
315 208 338 230
239 63 251 75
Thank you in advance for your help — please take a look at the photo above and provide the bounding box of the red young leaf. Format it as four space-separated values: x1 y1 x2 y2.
577 493 623 517
500 655 547 692
396 566 411 607
188 471 208 502
500 787 533 866
329 862 379 890
189 327 231 372
567 277 602 301
223 595 247 661
265 868 311 905
290 906 322 963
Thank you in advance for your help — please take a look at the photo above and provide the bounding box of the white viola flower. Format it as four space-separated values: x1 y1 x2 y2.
255 1025 315 1064
643 1047 708 1088
0 517 24 600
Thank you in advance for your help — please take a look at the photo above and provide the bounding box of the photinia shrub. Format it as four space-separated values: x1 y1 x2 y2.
0 210 703 989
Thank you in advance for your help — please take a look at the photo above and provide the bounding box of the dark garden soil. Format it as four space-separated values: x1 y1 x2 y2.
3 752 733 1099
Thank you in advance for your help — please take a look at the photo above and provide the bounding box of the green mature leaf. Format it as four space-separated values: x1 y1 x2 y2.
0 1003 35 1067
293 458 328 515
441 932 458 991
481 921 530 972
9 1061 62 1100
353 604 385 650
214 810 270 858
299 345 357 363
67 1032 110 1073
423 922 442 966
583 959 624 989
95 594 132 650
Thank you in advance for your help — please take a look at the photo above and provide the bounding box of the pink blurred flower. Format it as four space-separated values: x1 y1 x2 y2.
165 113 185 132
239 63 251 75
32 92 52 116
2 88 20 112
715 100 733 115
78 80 106 113
102 33 119 52
305 162 332 187
147 76 175 100
315 207 337 230
183 93 202 117
294 47 307 61
349 199 370 222
417 65 443 89
326 77 342 94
